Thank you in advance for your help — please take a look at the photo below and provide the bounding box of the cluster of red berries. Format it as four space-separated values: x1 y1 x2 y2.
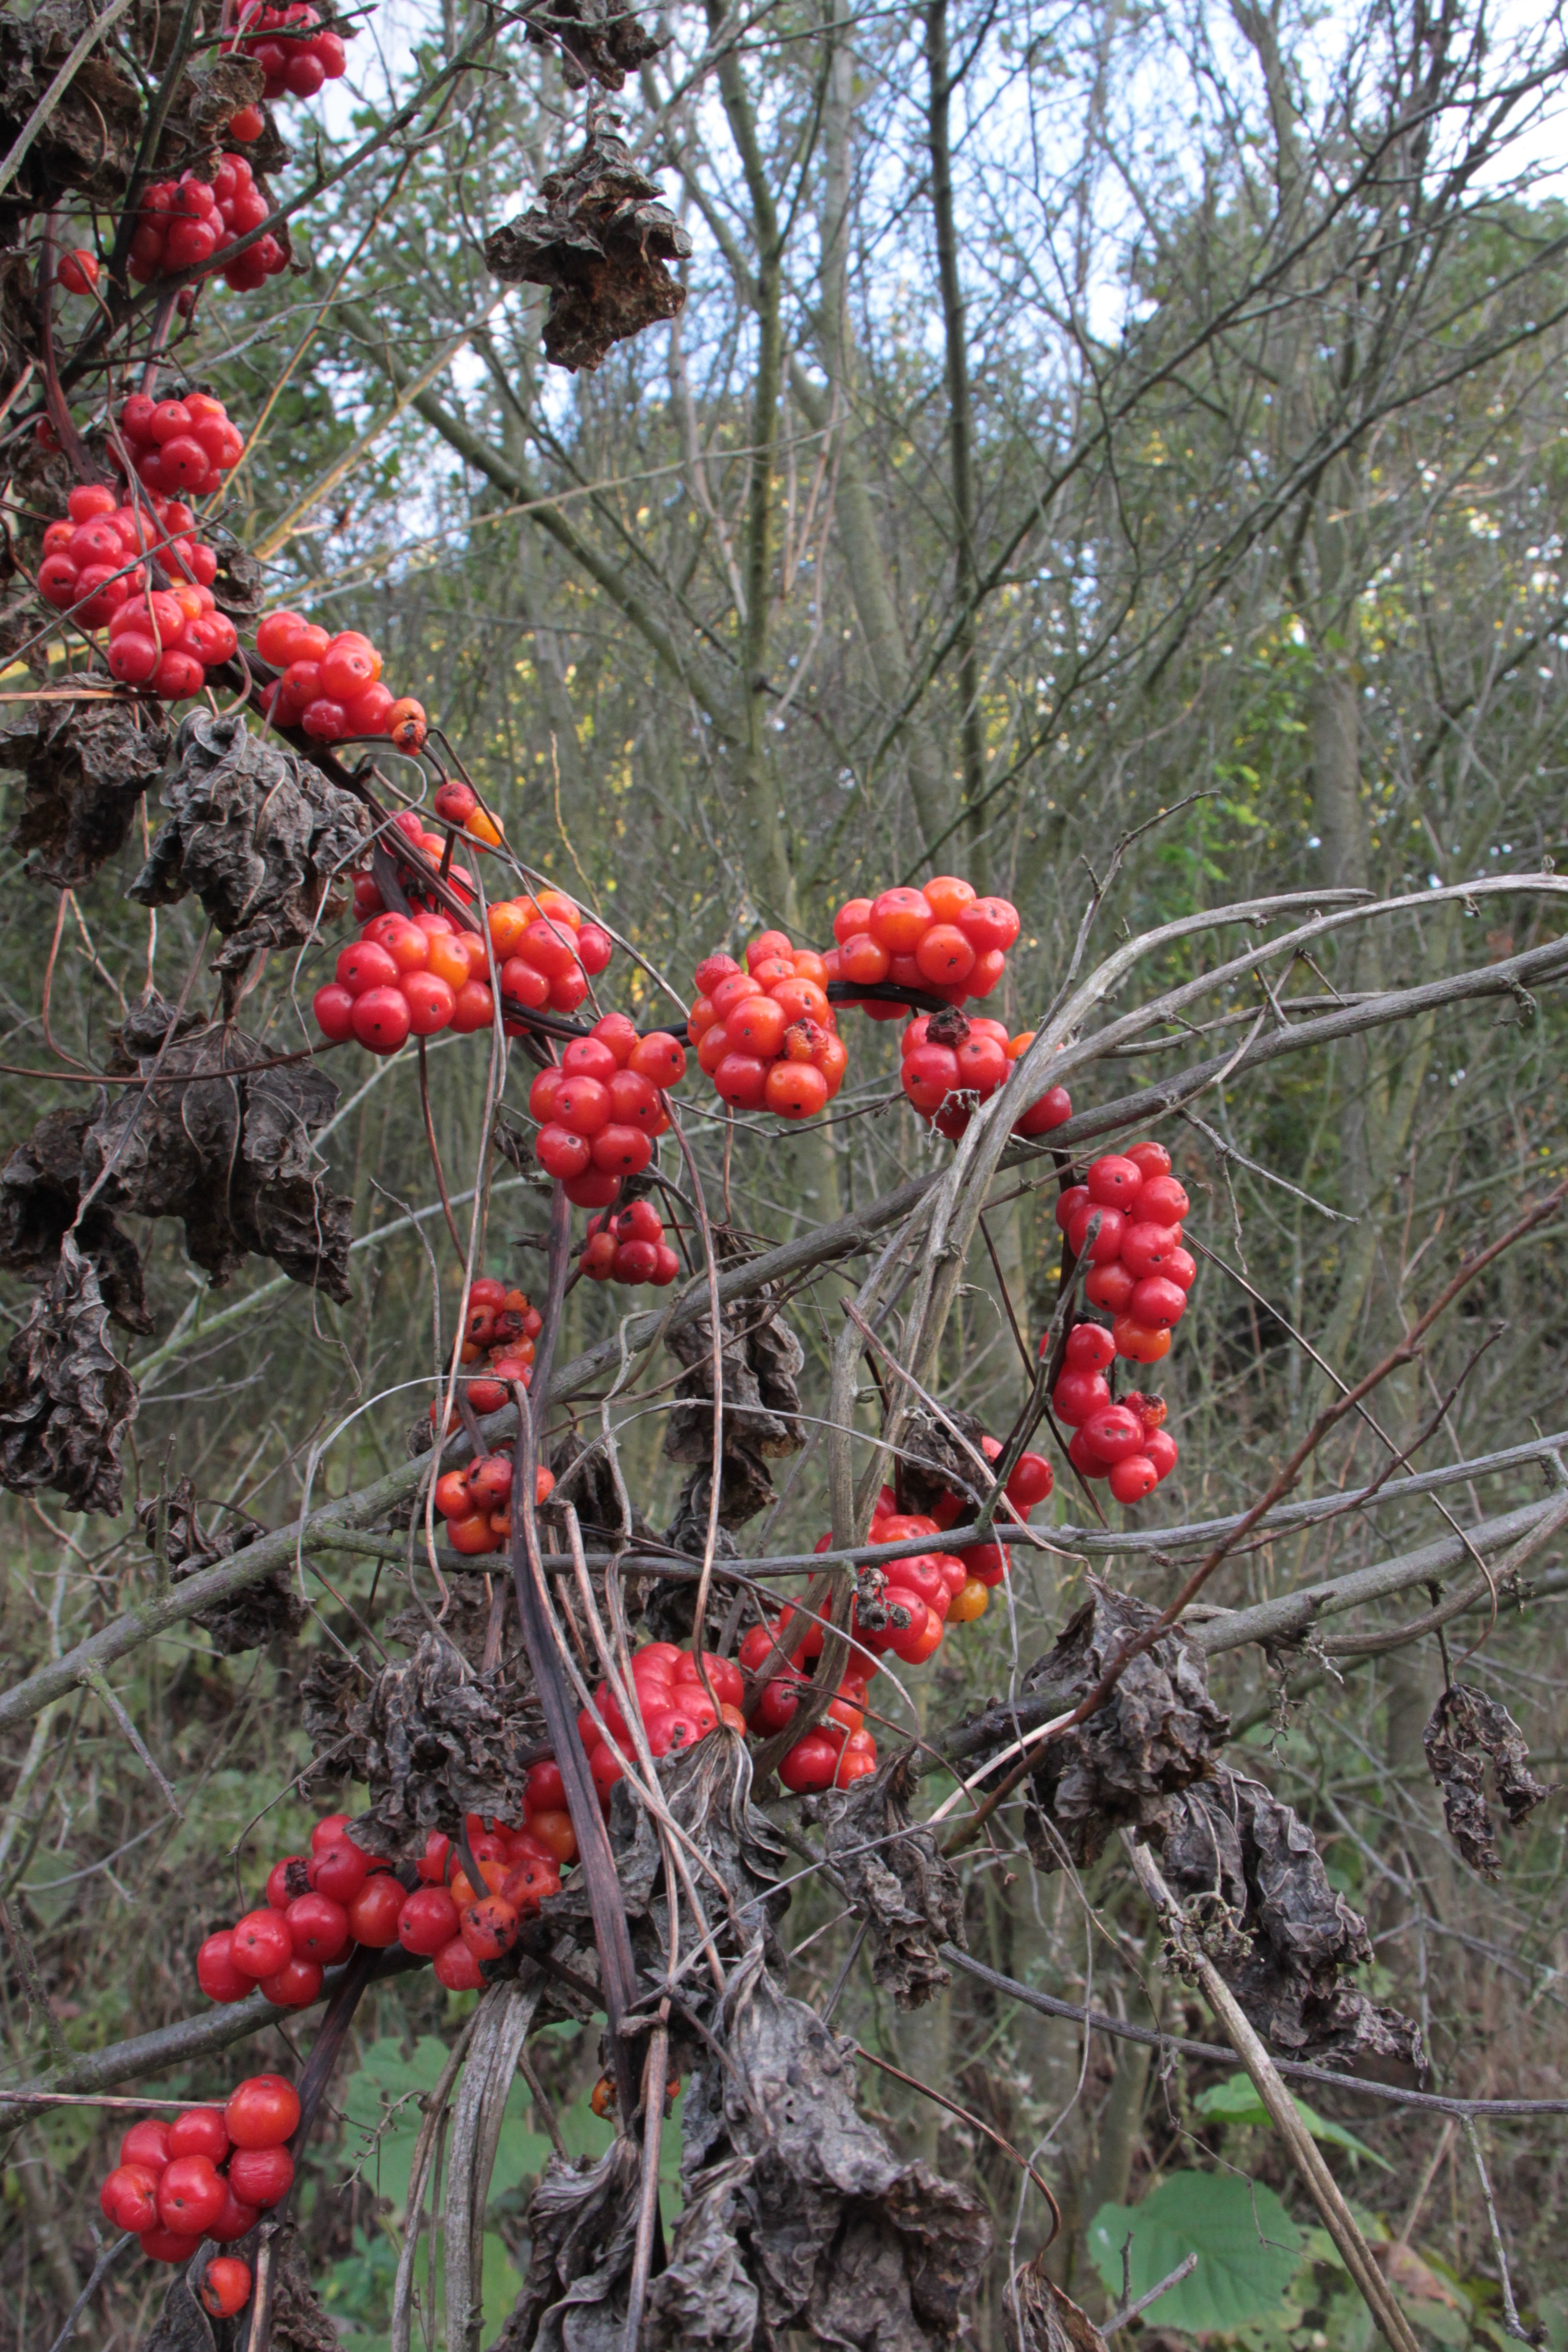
98 2073 298 2276
113 389 245 498
486 890 614 1022
433 1455 555 1556
1052 1142 1194 1365
687 934 847 1119
530 1016 687 1205
426 1278 541 1432
1052 1341 1176 1503
579 1197 682 1287
743 1445 1052 1789
433 776 503 849
315 907 495 1054
129 156 285 293
1043 1140 1193 1506
827 877 1021 1011
36 487 232 694
255 609 423 745
223 0 348 99
399 1792 569 1988
577 1645 747 1801
900 1012 1074 1142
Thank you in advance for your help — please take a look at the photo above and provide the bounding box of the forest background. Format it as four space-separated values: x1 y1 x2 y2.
2 0 1568 2344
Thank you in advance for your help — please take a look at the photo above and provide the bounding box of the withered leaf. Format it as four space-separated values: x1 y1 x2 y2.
0 1237 137 1516
548 1730 789 1978
270 2229 341 2352
1160 1766 1422 2068
141 2271 216 2352
0 1105 150 1333
895 1408 993 1520
1018 1582 1229 1867
1013 2258 1109 2352
131 708 370 968
494 2139 642 2352
485 128 691 373
654 1946 991 2351
76 1002 353 1299
211 537 270 627
1423 1682 1551 1880
521 0 664 90
170 55 266 145
0 0 141 223
305 1631 548 1857
1 681 172 888
820 1750 965 2009
137 1474 298 1656
661 1232 804 1529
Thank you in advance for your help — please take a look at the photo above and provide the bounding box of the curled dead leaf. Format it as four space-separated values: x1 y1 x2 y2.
485 128 691 373
1 681 172 889
820 1749 966 2008
1423 1681 1551 1879
0 1236 137 1515
1160 1765 1422 2068
131 708 370 968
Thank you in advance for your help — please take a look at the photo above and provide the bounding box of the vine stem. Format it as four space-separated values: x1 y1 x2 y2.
1123 1835 1421 2352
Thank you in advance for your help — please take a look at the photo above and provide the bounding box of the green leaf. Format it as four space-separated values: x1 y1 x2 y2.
1088 2171 1304 2331
1195 2073 1391 2167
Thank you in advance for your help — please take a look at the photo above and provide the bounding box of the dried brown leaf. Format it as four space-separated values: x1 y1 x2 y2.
1422 1681 1552 1880
1018 1582 1229 1866
820 1749 965 2008
141 2271 216 2352
130 708 370 968
1160 1765 1422 2067
0 1105 151 1333
651 1945 991 2350
270 2231 341 2352
136 1474 299 1655
1014 2257 1110 2352
0 1236 137 1515
1 681 172 888
521 0 664 89
0 0 141 223
494 2139 642 2352
303 1630 548 1857
895 1408 992 1519
660 1233 804 1530
485 128 691 373
77 1001 353 1299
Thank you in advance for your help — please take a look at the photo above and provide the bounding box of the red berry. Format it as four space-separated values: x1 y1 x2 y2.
100 2164 161 2231
307 1839 370 1903
158 2155 228 2235
259 1954 324 2005
351 985 412 1053
141 2227 202 2264
225 2073 300 2149
1108 1453 1159 1505
226 2143 294 2208
398 1885 459 1955
1004 1451 1053 1509
196 1929 252 2003
345 1871 404 1947
1079 1405 1146 1465
200 2256 253 2318
434 1934 485 1990
56 248 99 294
230 1908 293 1978
167 2107 230 2163
120 2118 172 2171
1084 1155 1144 1209
209 2185 260 2243
285 1891 351 1962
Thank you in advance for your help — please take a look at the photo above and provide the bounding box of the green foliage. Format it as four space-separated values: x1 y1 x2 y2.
1088 2171 1304 2331
1194 2074 1391 2168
